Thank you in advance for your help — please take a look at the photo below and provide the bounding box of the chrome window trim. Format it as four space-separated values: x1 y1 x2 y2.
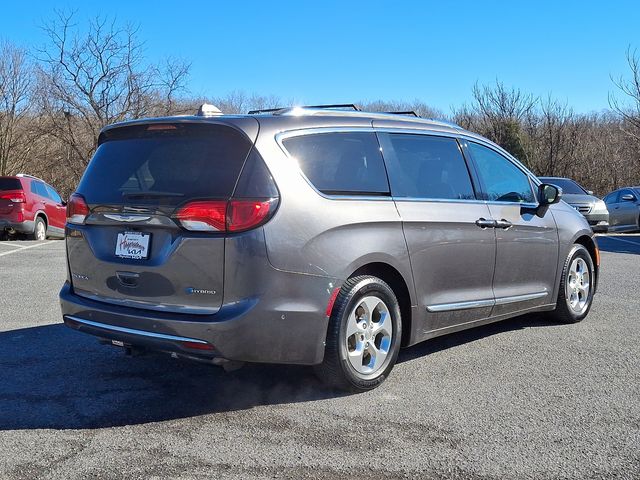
275 127 542 205
427 291 548 312
65 315 209 344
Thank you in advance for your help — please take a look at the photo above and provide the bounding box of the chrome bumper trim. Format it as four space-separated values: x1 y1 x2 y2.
64 315 208 344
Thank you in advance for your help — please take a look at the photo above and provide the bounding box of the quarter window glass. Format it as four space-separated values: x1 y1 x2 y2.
468 142 535 203
282 132 389 195
379 133 475 199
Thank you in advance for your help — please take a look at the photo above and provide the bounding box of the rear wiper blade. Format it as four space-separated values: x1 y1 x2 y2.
122 191 185 199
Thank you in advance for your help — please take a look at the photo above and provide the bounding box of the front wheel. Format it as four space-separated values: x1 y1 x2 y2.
548 244 595 324
314 276 402 392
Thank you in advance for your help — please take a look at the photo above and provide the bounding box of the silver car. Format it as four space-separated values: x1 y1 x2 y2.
538 177 609 232
60 105 599 391
603 187 640 232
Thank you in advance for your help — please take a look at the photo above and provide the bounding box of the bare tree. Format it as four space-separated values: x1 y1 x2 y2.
609 46 640 141
0 41 33 176
455 80 538 164
34 10 190 182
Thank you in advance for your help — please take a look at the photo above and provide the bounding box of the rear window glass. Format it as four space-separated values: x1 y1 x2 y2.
78 124 253 205
282 132 389 195
0 178 22 191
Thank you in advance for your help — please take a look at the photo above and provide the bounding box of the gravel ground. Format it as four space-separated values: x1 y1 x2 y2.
0 237 639 479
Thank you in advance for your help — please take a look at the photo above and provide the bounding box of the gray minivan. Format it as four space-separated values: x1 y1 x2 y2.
60 105 599 391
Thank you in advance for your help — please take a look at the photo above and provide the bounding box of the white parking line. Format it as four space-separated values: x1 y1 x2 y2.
0 242 52 257
0 242 28 249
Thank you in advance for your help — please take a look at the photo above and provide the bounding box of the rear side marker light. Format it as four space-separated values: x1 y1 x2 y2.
67 193 90 225
326 287 341 317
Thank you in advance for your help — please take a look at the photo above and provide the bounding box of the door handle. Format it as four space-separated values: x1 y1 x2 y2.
475 218 497 229
495 219 513 229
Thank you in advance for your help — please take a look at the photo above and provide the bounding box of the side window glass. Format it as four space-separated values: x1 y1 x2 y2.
31 181 46 198
379 133 475 200
46 185 62 203
468 142 535 203
604 192 618 204
282 132 389 195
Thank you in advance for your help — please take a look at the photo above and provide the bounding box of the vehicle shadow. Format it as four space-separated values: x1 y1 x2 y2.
596 235 640 255
398 313 557 363
0 314 555 430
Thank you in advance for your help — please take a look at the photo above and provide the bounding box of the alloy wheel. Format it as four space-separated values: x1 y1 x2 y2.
344 295 393 375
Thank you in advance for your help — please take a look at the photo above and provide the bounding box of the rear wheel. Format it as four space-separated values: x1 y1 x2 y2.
548 244 595 324
314 276 402 392
30 217 47 241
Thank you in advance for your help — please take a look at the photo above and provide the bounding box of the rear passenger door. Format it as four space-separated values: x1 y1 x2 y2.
378 132 496 335
465 141 558 316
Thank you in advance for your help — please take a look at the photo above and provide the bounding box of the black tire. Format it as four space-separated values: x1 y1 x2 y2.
314 275 402 392
29 217 47 241
547 244 595 324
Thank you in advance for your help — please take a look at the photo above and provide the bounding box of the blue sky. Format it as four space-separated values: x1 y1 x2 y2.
1 0 639 114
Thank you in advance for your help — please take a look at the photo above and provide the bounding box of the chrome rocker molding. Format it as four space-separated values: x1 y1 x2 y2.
427 292 548 313
64 315 209 345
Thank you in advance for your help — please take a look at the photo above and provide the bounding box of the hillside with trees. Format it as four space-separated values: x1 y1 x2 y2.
1 12 639 198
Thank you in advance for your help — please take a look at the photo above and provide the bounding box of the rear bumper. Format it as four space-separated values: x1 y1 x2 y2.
0 218 34 234
59 273 334 365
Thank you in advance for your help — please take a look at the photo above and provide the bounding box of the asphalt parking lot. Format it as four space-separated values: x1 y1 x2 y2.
0 236 639 479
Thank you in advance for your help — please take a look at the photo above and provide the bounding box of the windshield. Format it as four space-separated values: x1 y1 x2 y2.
539 178 587 195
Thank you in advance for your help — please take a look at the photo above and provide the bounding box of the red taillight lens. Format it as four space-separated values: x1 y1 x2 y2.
67 193 90 224
175 198 277 233
227 199 274 232
0 190 25 203
175 200 227 231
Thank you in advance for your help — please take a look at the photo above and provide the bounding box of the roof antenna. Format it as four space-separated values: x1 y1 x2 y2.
197 103 223 117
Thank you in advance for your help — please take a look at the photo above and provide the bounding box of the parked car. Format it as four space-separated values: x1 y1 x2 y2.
538 177 609 232
0 174 66 240
60 105 599 391
603 187 640 232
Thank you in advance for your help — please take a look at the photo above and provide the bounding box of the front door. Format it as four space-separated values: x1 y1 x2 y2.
465 141 559 316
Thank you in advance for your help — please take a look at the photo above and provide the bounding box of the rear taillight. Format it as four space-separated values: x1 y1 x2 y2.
67 193 90 225
227 199 275 232
0 190 25 203
175 198 277 233
175 200 227 231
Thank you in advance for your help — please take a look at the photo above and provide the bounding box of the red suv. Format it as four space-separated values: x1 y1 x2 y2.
0 174 66 240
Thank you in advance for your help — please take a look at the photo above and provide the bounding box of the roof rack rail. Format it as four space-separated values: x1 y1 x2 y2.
384 111 419 117
248 104 360 114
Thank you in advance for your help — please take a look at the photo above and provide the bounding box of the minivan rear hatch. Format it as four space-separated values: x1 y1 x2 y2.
66 120 258 314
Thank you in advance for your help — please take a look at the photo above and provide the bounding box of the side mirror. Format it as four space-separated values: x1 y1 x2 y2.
538 183 562 206
621 194 636 202
587 190 594 195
